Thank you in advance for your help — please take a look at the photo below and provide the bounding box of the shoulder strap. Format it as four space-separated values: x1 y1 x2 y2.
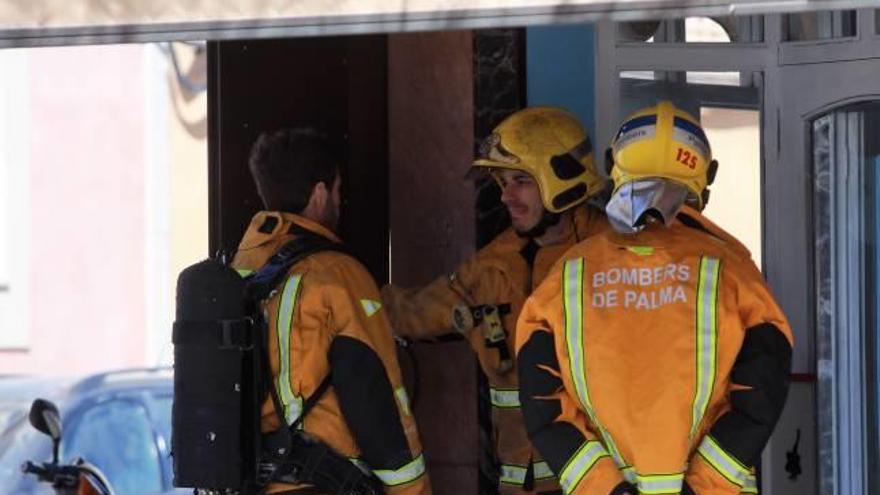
245 231 347 441
289 374 333 431
245 233 348 303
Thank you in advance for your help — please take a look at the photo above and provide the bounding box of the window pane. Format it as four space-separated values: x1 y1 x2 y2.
620 71 759 115
868 110 880 495
812 113 835 495
685 17 730 42
619 16 763 43
784 10 856 41
618 20 660 42
64 400 162 494
619 71 655 81
685 71 741 87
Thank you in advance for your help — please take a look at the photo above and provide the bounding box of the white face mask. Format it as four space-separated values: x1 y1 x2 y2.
605 179 690 234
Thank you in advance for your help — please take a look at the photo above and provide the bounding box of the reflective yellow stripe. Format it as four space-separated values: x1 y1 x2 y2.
374 453 426 486
698 435 749 486
499 461 555 485
563 259 631 477
277 275 304 425
395 387 412 416
691 257 721 440
490 387 521 408
626 246 654 256
741 473 758 493
360 299 382 317
636 473 684 494
235 268 254 277
559 440 608 493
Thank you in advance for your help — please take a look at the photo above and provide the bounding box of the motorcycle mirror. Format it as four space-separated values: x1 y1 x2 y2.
28 399 62 463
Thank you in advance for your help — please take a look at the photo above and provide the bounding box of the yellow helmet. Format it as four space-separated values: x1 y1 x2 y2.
608 101 716 209
473 106 605 213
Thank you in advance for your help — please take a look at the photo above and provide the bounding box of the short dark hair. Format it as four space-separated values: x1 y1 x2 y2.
248 127 340 213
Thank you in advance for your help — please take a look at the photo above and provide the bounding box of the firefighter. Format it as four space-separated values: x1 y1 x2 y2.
516 101 793 495
381 107 609 494
232 128 431 494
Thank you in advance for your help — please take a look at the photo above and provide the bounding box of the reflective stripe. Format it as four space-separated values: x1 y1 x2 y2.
741 473 758 493
615 115 658 148
500 464 528 485
349 457 372 475
690 257 721 440
563 259 630 476
559 440 608 493
533 461 554 480
490 387 521 408
673 116 711 157
626 246 654 256
360 298 382 317
395 387 412 416
698 435 749 486
499 461 555 485
277 275 305 425
235 268 254 277
563 259 587 418
636 473 684 494
373 453 426 486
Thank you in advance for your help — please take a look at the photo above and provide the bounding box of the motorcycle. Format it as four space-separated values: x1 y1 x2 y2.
20 398 116 495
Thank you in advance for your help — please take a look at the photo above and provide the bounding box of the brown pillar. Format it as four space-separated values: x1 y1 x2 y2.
388 31 478 494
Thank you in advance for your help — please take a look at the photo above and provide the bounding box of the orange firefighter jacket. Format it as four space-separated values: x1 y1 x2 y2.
515 220 793 495
676 205 751 261
232 211 431 495
381 206 608 493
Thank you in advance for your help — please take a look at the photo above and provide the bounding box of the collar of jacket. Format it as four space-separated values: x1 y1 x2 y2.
239 210 342 250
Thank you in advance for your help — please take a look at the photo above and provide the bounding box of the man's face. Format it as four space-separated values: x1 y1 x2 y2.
494 169 545 233
322 174 342 232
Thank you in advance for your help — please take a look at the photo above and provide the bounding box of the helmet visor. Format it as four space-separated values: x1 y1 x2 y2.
605 179 689 234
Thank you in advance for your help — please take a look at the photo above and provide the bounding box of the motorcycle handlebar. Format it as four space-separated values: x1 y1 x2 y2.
20 461 80 488
21 460 48 478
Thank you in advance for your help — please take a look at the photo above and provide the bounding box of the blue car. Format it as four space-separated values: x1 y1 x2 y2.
0 368 187 495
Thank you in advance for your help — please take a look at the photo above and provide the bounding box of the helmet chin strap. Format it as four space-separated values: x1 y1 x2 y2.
516 209 561 239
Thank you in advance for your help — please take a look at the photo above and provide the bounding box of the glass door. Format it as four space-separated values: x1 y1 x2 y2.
811 102 880 494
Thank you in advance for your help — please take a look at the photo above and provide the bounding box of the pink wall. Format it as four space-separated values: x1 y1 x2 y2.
0 44 148 375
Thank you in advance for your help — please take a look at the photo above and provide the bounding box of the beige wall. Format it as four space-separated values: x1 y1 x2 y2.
701 107 762 267
168 46 208 295
163 44 209 365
